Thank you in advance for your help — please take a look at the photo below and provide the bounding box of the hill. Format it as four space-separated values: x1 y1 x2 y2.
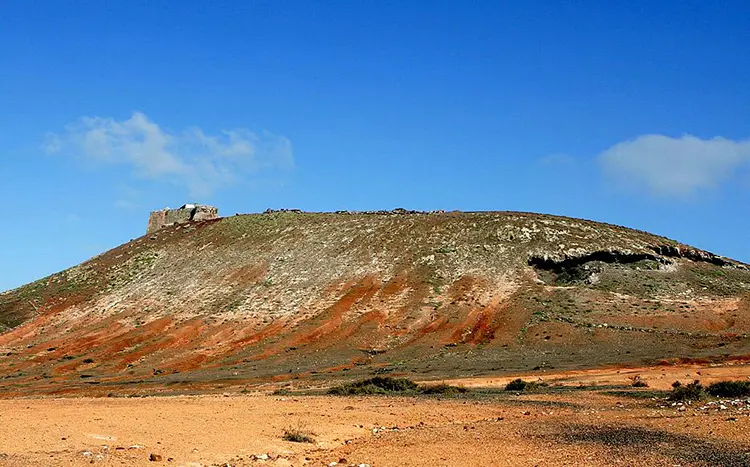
1 210 749 396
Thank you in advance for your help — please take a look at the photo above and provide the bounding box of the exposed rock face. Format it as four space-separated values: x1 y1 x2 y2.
146 204 219 234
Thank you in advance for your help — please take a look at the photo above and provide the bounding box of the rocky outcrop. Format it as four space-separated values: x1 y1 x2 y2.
650 245 741 268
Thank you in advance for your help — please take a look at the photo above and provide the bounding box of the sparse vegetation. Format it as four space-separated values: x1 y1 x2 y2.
504 378 548 392
327 377 467 396
282 424 315 443
707 380 750 398
328 377 418 395
668 380 706 401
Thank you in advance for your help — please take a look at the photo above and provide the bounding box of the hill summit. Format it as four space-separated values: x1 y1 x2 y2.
1 210 748 396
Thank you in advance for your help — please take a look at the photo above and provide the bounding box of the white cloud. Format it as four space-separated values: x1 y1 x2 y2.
598 134 750 196
44 112 294 196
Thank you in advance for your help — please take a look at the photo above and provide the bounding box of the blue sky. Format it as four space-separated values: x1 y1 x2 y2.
1 1 749 291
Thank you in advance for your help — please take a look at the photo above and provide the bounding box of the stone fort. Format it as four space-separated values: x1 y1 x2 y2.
146 204 219 234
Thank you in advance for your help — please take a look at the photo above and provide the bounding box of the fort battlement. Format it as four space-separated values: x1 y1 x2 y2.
146 204 219 234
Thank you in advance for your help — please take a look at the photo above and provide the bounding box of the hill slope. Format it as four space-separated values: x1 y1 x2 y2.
1 211 749 396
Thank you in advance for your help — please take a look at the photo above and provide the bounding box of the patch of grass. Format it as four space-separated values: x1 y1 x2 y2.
504 378 549 392
707 380 750 398
282 424 315 443
668 380 706 401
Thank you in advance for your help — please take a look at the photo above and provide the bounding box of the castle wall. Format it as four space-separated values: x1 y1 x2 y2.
146 205 219 234
146 209 168 234
193 205 219 221
164 208 193 226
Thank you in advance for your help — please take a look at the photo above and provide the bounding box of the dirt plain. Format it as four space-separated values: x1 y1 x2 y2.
0 363 749 467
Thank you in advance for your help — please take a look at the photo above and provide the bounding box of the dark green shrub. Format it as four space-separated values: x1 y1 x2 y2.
505 379 548 392
327 377 419 395
328 377 469 396
668 380 705 401
505 378 527 391
707 380 750 398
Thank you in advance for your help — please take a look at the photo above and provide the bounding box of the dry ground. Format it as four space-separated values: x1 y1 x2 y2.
0 364 749 466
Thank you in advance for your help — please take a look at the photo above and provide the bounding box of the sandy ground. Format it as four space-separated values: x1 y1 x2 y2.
0 364 749 467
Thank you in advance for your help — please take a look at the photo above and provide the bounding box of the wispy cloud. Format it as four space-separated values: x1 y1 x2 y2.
43 112 294 196
598 134 750 196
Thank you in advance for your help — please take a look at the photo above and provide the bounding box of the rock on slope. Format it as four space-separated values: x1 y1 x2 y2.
0 211 749 396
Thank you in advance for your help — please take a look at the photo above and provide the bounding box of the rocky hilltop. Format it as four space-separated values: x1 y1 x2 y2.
1 210 749 396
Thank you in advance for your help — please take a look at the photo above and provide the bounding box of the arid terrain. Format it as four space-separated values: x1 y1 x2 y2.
1 211 749 466
0 363 749 466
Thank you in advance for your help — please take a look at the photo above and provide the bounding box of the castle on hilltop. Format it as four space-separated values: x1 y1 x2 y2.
146 204 219 234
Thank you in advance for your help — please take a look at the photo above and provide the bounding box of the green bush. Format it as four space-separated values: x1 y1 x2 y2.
505 378 527 391
668 380 705 401
707 380 750 398
328 377 419 395
504 378 548 392
327 377 468 396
